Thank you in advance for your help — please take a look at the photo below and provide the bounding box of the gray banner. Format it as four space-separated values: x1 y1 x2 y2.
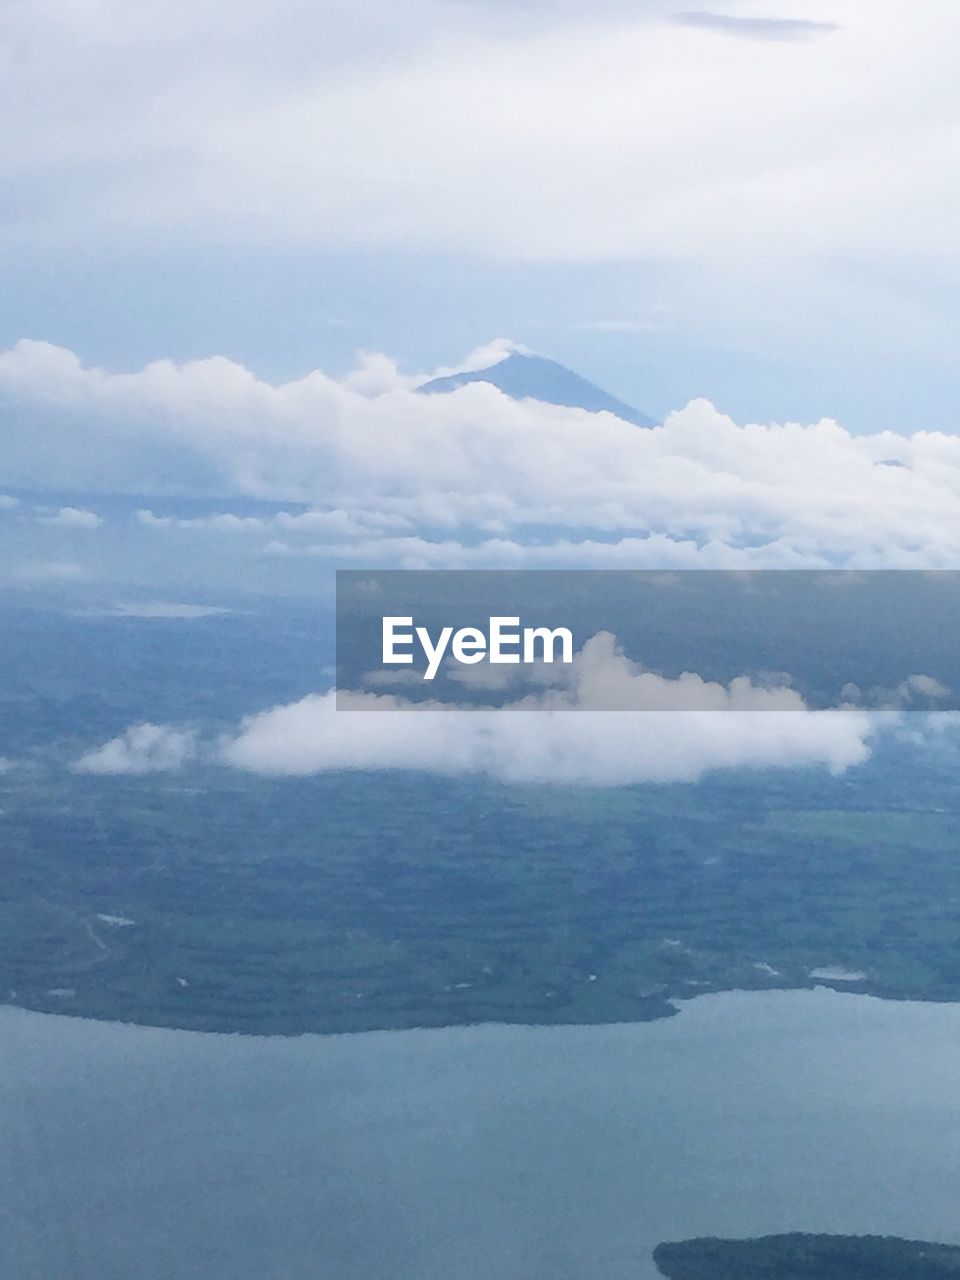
336 570 960 711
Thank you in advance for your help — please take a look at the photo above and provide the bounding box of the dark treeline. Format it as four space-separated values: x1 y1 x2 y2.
653 1234 960 1279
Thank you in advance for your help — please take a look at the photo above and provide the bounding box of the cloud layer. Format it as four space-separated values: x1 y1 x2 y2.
4 339 960 569
3 0 957 271
72 635 875 786
221 697 871 786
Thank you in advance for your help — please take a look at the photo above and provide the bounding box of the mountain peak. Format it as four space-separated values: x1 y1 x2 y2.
419 351 656 427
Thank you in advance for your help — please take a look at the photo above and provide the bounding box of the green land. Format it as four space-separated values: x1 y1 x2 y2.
5 728 960 1035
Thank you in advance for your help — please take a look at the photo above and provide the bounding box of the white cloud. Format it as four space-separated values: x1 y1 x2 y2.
671 13 839 41
60 637 879 788
2 0 957 274
136 509 266 531
68 635 878 786
842 672 953 710
73 723 198 775
3 339 960 568
219 633 874 785
269 533 827 570
37 505 103 528
414 338 530 383
14 559 87 583
0 495 18 509
221 699 871 785
900 673 951 701
100 602 231 619
136 505 409 537
341 352 414 397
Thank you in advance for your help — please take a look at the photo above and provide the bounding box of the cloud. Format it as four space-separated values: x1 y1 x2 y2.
69 635 877 786
267 533 828 569
0 495 18 509
221 699 870 785
219 633 874 785
73 723 198 775
13 559 87 583
136 509 267 532
842 672 953 710
341 352 414 397
341 339 526 397
5 339 960 569
96 602 231 619
37 506 103 528
377 630 809 704
136 505 408 537
62 636 878 788
414 338 530 383
671 13 839 41
901 673 951 701
0 0 955 272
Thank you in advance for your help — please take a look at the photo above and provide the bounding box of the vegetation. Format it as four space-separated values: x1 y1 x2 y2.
653 1234 960 1278
5 728 960 1034
6 600 960 1036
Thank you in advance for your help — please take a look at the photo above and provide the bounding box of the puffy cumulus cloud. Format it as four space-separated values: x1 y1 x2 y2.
70 636 875 785
220 699 870 785
36 505 103 528
73 723 198 775
4 340 960 567
3 0 959 271
340 352 414 398
219 633 874 785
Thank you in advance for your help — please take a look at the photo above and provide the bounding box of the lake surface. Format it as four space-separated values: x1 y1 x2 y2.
3 987 960 1280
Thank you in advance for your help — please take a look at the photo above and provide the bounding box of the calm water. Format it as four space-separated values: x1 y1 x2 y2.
3 988 960 1279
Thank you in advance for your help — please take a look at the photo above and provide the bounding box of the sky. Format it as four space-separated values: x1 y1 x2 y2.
3 0 960 429
6 0 960 784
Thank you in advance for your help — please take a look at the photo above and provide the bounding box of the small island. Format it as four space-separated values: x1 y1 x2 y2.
653 1234 960 1278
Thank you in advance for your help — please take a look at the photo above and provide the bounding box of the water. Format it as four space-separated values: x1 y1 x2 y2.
3 988 960 1279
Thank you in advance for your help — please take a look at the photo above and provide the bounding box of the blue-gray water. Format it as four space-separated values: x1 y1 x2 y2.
3 988 960 1279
